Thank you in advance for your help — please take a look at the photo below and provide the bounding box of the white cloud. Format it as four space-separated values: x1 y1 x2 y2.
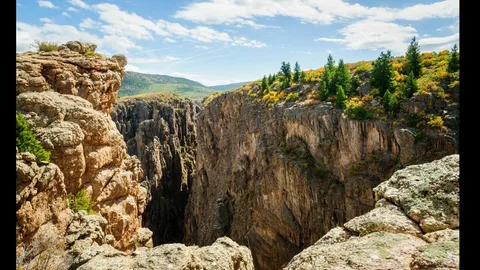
68 0 91 10
195 45 209 49
16 21 140 54
125 64 141 72
326 50 333 54
37 1 57 8
423 34 431 37
437 19 459 32
305 51 312 55
62 12 71 17
80 18 100 29
128 56 180 64
174 0 459 28
40 18 53 23
163 37 177 43
68 7 79 12
231 37 267 48
418 33 459 48
315 20 417 53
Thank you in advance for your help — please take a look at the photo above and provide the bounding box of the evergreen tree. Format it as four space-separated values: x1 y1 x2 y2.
405 37 423 78
332 59 351 96
335 85 347 109
272 73 276 82
447 44 460 73
371 51 395 97
268 74 273 85
405 71 419 98
383 90 393 111
383 90 399 113
280 61 292 89
320 54 336 98
261 75 268 90
300 71 306 82
293 61 301 83
319 81 328 101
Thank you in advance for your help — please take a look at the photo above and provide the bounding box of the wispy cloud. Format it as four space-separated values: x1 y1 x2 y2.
61 12 71 17
68 7 79 12
80 18 101 29
37 0 57 9
68 0 90 10
39 18 53 23
195 45 209 50
128 56 180 64
163 37 177 43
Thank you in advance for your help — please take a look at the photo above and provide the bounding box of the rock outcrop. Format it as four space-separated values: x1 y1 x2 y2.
73 237 254 270
111 93 199 244
16 42 126 114
16 42 150 259
285 154 459 269
185 91 458 269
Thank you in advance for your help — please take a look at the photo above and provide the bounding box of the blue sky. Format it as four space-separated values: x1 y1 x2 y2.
17 0 459 86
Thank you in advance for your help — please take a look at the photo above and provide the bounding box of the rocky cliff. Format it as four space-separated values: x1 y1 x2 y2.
111 93 199 244
286 154 459 269
185 90 458 269
16 42 149 260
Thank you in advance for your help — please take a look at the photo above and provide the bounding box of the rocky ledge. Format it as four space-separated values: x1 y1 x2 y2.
285 154 459 269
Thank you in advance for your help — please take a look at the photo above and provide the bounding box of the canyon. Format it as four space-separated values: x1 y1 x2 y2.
16 41 459 270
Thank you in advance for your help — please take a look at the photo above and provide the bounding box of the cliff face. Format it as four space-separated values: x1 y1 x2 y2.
111 94 199 244
185 91 458 270
286 154 459 269
16 42 148 255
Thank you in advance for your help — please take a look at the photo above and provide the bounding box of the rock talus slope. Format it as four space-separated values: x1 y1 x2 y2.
16 42 149 254
285 154 459 269
111 94 199 244
185 91 458 270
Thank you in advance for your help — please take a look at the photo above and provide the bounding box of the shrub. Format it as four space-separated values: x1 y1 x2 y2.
286 92 299 102
16 113 51 162
345 100 374 120
68 189 95 215
32 40 59 52
427 116 444 129
84 51 104 59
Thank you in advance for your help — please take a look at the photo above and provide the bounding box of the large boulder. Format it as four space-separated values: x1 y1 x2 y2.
285 155 459 269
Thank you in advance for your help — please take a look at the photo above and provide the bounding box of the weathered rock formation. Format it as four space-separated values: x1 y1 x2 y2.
185 91 458 269
16 42 150 258
286 154 459 269
72 237 254 270
16 41 126 114
111 94 199 244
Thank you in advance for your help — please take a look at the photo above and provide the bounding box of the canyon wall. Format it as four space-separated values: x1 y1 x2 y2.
185 91 458 269
111 94 199 244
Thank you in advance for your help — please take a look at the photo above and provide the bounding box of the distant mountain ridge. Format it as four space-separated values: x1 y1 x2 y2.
119 71 251 100
209 81 252 91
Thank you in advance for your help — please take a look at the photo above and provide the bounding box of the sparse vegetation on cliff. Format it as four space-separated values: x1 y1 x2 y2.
68 189 95 215
32 40 59 52
16 113 51 162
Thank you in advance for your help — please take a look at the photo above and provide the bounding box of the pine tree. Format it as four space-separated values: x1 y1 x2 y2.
332 59 351 96
405 37 423 78
280 61 292 89
405 71 419 98
335 85 347 109
320 54 336 98
293 61 301 83
319 81 328 101
261 75 268 90
383 90 393 111
268 74 273 85
272 73 276 82
447 44 459 73
371 51 395 97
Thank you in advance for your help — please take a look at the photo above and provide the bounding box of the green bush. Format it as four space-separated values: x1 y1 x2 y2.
68 189 95 215
286 92 299 102
345 104 374 120
33 40 59 52
16 113 51 162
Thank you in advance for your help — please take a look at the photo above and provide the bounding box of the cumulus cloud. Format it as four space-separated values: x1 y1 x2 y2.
174 0 458 27
16 21 140 53
79 18 100 29
231 37 267 48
